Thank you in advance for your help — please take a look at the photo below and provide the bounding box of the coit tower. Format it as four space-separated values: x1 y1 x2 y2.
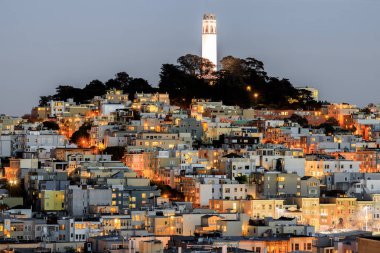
202 13 217 71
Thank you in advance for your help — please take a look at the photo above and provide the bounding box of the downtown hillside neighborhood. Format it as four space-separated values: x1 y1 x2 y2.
1 13 380 253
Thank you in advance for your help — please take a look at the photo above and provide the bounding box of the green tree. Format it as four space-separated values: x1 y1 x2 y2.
115 72 131 87
39 95 54 106
4 180 26 198
325 117 339 126
105 78 123 90
177 54 215 76
70 123 91 146
0 203 9 211
54 85 83 102
126 78 155 99
159 63 212 106
318 123 336 136
41 121 60 130
103 146 125 161
83 80 106 100
220 55 247 77
234 175 248 184
154 183 184 201
286 114 309 127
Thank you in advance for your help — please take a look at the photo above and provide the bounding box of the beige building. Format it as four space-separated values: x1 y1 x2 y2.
209 199 285 219
133 132 192 150
0 115 22 133
105 89 129 104
139 240 163 253
288 197 320 230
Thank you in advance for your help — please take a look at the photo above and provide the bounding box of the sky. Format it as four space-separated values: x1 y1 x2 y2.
0 0 379 116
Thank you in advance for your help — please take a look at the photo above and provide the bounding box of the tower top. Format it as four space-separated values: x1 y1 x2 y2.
203 13 216 20
202 13 217 70
202 13 217 35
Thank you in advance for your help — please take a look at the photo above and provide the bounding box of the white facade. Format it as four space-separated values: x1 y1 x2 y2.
250 154 305 175
305 159 360 178
352 179 380 194
195 179 247 206
100 103 126 116
21 130 66 153
202 13 217 71
282 157 306 177
224 158 256 179
65 185 112 217
49 99 76 117
265 120 285 129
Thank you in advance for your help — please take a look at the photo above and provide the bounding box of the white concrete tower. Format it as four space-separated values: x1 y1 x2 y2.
202 13 217 71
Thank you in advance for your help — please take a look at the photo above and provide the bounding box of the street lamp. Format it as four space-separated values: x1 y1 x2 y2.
98 142 105 160
9 179 18 186
253 93 259 107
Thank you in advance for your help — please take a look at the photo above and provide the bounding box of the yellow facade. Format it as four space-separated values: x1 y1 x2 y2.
291 198 320 230
40 190 65 211
209 199 285 219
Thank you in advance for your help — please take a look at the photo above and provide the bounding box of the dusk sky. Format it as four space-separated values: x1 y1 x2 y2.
1 0 379 116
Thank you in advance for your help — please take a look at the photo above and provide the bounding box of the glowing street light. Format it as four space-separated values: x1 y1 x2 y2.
98 142 105 152
9 179 18 186
253 93 259 107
